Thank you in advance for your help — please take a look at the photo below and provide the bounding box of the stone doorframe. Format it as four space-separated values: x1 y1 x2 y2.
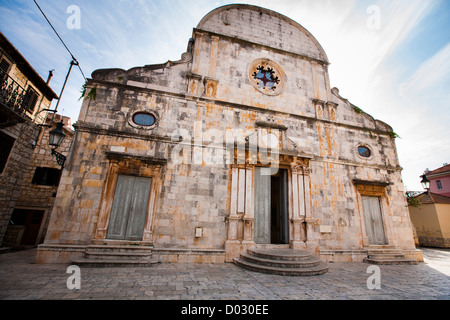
353 180 395 248
225 154 316 262
93 152 166 244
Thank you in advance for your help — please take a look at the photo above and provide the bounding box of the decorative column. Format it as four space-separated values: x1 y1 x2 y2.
243 166 255 244
290 164 307 250
225 164 255 262
225 167 241 261
303 167 319 252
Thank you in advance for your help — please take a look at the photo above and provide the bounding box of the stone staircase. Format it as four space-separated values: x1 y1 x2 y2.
72 244 159 268
0 247 10 254
363 246 418 265
234 248 329 276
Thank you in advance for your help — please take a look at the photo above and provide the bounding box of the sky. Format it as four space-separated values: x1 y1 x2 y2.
0 0 449 191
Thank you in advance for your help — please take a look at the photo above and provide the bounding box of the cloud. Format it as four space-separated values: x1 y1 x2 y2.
399 42 450 99
323 0 434 109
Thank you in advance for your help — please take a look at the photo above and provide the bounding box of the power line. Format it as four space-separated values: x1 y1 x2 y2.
33 0 87 82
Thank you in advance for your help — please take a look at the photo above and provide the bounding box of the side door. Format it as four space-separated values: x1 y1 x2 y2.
362 196 386 245
107 175 152 241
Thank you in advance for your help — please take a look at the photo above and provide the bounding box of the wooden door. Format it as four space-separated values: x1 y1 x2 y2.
10 209 44 245
362 196 386 245
107 175 152 241
22 210 44 245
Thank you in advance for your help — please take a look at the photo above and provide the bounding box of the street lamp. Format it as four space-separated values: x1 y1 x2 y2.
420 175 430 191
35 60 77 168
48 120 66 167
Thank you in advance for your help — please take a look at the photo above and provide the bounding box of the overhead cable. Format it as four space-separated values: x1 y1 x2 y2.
33 0 87 82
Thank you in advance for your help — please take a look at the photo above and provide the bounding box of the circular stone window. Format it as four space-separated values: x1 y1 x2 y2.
248 59 286 96
128 111 158 129
357 146 372 158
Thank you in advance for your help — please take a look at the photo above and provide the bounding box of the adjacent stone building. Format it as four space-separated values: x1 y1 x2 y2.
408 164 450 249
3 114 73 248
0 31 73 249
35 4 423 265
409 191 450 248
1 31 60 247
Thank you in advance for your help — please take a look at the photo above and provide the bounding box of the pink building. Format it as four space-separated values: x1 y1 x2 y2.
425 164 450 197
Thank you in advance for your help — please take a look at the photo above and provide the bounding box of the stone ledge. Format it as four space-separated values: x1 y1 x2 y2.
153 247 225 255
36 244 86 252
35 244 86 264
34 244 226 264
403 249 424 262
320 249 370 263
0 247 11 254
153 248 226 264
320 248 424 263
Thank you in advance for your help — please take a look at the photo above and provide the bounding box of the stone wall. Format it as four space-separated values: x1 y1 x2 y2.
0 122 40 245
11 120 73 245
16 123 73 208
410 203 450 248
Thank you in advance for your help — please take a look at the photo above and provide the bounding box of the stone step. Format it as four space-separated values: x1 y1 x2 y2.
240 253 321 269
72 244 158 267
72 258 159 268
364 247 418 265
84 245 154 261
247 248 314 261
86 245 153 254
366 245 396 250
85 251 154 261
363 257 418 265
367 253 406 260
234 257 329 277
367 249 403 254
234 248 328 276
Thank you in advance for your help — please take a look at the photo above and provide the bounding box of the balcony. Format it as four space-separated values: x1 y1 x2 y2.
0 72 38 128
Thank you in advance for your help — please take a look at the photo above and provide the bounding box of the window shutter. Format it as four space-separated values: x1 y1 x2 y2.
0 131 15 174
23 86 40 112
0 57 11 72
0 57 12 79
32 167 62 186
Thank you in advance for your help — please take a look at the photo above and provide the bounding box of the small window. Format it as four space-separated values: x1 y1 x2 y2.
32 167 62 186
23 86 40 112
0 131 15 174
437 180 443 190
252 66 280 91
132 112 156 127
358 146 371 158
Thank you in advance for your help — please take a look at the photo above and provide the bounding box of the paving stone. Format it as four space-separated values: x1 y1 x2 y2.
0 248 449 300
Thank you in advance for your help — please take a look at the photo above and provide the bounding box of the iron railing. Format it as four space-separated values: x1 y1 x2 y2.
0 71 34 119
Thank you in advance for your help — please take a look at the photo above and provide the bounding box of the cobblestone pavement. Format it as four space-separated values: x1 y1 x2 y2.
0 247 449 300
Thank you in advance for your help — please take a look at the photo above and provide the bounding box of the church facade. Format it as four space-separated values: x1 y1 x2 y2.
35 4 423 264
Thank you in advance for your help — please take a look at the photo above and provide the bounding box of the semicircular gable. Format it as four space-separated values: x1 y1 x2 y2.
197 4 329 63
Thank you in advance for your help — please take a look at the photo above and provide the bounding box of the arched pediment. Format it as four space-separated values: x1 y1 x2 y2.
197 4 329 63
